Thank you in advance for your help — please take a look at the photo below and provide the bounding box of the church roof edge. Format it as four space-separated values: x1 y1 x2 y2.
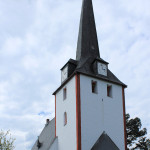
53 70 127 95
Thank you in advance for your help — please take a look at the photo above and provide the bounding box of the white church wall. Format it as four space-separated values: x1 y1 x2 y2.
80 74 125 150
49 138 58 150
56 76 77 150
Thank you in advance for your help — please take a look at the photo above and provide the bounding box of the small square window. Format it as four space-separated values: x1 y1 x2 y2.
107 85 112 97
91 81 98 94
64 112 67 126
63 88 67 100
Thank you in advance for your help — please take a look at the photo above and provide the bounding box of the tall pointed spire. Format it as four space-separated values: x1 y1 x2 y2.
76 0 100 61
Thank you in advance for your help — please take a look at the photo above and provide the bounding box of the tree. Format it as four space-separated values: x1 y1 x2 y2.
0 130 15 150
126 114 149 150
135 137 150 150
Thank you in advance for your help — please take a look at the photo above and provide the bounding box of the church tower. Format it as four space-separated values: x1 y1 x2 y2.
53 0 127 150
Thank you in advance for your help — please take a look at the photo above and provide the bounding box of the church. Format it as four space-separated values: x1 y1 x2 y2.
32 0 127 150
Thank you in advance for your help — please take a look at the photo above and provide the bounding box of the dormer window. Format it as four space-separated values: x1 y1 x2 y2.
97 63 107 76
92 58 108 76
61 59 77 84
61 66 68 83
92 81 98 94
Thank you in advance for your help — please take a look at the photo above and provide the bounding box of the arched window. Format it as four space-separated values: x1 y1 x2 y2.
64 112 67 126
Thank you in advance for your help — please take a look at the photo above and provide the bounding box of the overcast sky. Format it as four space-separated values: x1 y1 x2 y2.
0 0 150 149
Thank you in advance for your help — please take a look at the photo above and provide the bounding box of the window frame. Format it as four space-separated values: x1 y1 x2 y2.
107 85 112 98
91 80 98 94
63 87 67 100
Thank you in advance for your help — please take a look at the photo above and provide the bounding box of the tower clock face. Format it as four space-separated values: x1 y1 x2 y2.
61 66 68 83
97 63 107 76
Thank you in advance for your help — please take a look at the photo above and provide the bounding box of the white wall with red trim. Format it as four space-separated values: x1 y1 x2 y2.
80 74 125 150
55 76 77 150
49 138 58 150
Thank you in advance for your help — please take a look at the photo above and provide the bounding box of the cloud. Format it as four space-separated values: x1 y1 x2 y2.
0 0 150 149
0 37 23 56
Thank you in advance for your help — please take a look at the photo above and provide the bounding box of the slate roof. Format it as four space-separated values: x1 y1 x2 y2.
53 0 126 94
31 118 56 150
76 0 100 61
91 132 120 150
75 0 126 88
61 59 78 70
75 56 126 87
53 58 127 94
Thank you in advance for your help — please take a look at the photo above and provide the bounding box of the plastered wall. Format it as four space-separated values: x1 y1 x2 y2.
56 77 77 150
80 75 125 150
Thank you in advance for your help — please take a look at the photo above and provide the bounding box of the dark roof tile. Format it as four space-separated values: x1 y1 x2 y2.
31 118 56 150
91 132 120 150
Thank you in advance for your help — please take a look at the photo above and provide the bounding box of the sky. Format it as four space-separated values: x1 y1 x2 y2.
0 0 150 149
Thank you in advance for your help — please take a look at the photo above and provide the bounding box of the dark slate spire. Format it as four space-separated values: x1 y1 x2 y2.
76 0 100 61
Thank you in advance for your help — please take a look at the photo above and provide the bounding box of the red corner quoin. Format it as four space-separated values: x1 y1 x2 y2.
122 87 127 150
75 74 81 150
